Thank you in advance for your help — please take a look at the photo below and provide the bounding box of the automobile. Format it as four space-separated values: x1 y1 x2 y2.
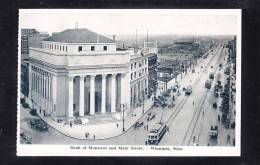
209 72 215 79
213 102 218 109
230 121 235 129
20 98 25 104
209 125 218 138
146 112 155 121
154 102 160 107
22 102 29 109
30 118 48 131
74 118 82 124
214 89 219 97
81 118 89 125
134 121 144 128
161 102 168 108
205 80 212 89
29 109 37 116
20 132 31 144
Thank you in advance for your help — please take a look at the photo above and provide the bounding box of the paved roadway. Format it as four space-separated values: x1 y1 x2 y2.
20 42 234 146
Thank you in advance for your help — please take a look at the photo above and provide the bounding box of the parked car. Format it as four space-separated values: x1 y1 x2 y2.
146 112 155 121
22 102 29 108
209 72 215 79
134 121 144 128
29 109 37 116
20 98 25 104
74 118 82 124
30 119 48 131
20 132 31 144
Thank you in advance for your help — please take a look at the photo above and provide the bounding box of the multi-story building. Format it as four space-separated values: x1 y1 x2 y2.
21 29 49 97
26 28 157 122
28 28 131 121
129 49 149 109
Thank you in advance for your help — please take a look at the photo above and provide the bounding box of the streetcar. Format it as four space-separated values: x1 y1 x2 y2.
147 122 167 145
205 80 212 89
185 85 192 96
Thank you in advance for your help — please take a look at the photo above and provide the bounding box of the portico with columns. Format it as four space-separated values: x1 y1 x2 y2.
66 72 128 119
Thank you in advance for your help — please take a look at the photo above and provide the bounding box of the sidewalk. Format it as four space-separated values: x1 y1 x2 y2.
35 97 154 140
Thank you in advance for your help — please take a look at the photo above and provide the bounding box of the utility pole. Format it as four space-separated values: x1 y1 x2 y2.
136 29 138 49
146 28 149 43
142 91 145 114
121 104 127 132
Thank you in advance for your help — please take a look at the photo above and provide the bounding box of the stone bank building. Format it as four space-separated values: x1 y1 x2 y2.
27 28 157 121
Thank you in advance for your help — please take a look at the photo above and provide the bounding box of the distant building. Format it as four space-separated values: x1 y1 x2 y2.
145 42 158 97
21 29 49 97
157 54 194 83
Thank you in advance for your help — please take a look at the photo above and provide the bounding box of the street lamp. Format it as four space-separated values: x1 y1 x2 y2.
120 104 127 132
142 91 145 114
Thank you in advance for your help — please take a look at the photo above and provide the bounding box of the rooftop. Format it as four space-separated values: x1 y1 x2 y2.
43 28 115 43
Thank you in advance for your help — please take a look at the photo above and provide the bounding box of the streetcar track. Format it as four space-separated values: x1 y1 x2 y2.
181 45 225 146
157 45 222 145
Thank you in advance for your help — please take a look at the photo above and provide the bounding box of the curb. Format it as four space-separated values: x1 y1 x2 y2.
38 104 154 141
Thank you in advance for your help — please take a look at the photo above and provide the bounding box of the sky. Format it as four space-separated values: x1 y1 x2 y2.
19 9 240 36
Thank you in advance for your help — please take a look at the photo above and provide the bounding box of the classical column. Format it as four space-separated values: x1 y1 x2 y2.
35 71 38 104
111 73 117 113
120 73 126 107
79 75 85 117
90 75 96 115
68 76 74 118
39 70 42 107
32 72 34 102
28 64 32 102
101 74 107 114
52 75 56 113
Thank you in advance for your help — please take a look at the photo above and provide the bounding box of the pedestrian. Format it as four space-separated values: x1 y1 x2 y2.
207 143 209 146
93 134 95 139
70 122 72 127
116 123 118 128
218 115 220 122
193 136 196 143
145 140 148 145
227 134 230 143
193 101 194 106
43 110 46 116
85 133 88 138
202 111 204 116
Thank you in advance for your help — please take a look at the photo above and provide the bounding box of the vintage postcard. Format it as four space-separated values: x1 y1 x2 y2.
17 9 241 156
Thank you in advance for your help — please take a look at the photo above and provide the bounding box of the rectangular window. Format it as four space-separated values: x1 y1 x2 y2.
103 46 107 51
91 46 95 51
78 46 82 52
131 73 133 80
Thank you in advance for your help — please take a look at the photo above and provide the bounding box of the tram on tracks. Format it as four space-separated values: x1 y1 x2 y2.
147 122 167 145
